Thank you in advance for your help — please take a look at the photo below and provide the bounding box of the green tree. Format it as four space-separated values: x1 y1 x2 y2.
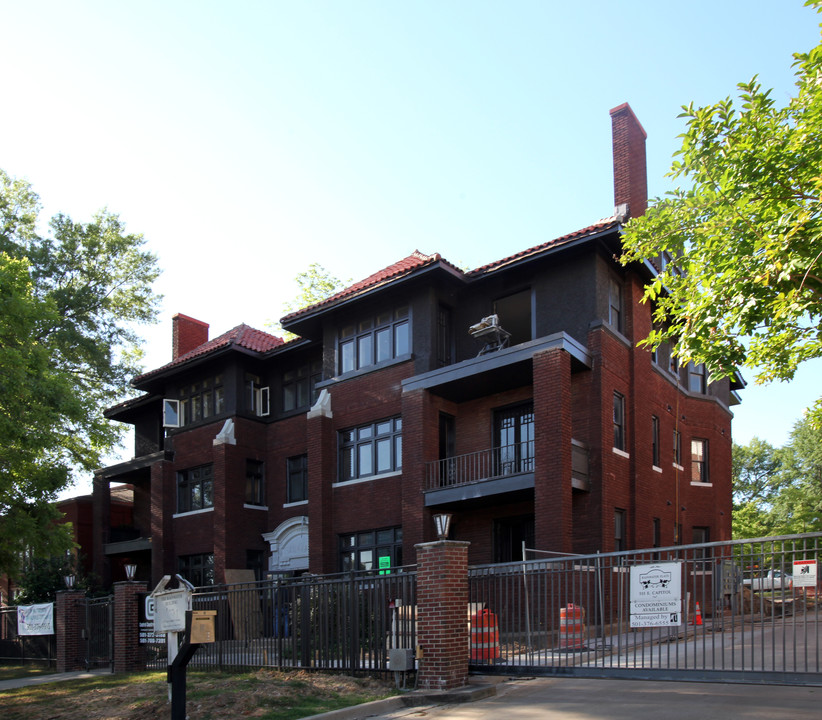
268 263 349 338
620 2 822 425
0 169 160 578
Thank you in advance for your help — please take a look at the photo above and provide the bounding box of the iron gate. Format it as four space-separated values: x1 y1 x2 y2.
468 533 821 685
82 595 114 671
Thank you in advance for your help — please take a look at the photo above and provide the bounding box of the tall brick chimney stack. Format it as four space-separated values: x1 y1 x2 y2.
610 102 648 219
172 313 209 360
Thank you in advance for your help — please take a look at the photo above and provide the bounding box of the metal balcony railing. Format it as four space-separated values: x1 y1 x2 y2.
425 442 535 492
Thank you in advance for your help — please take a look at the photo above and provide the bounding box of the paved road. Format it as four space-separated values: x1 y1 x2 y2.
325 677 822 720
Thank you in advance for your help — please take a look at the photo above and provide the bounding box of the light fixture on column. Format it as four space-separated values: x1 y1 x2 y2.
124 563 137 581
433 513 452 540
63 574 76 589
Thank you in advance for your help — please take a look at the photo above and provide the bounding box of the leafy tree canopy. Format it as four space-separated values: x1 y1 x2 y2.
732 415 822 538
268 263 349 339
620 1 822 425
0 169 160 578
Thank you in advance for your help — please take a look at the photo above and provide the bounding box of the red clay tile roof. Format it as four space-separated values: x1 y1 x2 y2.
467 218 620 277
134 323 284 384
282 250 452 323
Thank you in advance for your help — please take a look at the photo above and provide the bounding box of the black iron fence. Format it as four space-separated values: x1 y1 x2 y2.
468 533 822 685
177 568 416 673
0 606 56 666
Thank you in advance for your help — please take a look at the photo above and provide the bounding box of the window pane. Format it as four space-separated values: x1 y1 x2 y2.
341 340 355 373
358 425 373 440
341 447 354 482
283 385 296 412
395 435 402 468
376 327 391 363
376 438 391 473
358 443 373 476
358 335 373 368
376 421 391 435
394 321 409 356
359 550 373 571
214 388 225 414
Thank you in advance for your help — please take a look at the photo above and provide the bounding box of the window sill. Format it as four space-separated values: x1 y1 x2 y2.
284 500 308 508
652 465 663 474
321 353 413 386
673 463 684 472
612 447 630 459
334 470 402 487
173 507 214 519
690 481 713 487
243 504 268 511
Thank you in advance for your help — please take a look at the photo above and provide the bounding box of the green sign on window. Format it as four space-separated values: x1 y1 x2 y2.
378 555 391 575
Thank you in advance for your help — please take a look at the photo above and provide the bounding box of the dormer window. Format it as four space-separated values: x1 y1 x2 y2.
163 375 224 428
339 306 410 374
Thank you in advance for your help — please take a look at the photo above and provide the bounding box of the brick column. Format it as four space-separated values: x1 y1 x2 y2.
113 581 148 672
55 589 85 672
415 540 469 691
307 394 335 574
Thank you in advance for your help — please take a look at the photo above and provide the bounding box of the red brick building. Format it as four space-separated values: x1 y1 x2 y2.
93 104 741 588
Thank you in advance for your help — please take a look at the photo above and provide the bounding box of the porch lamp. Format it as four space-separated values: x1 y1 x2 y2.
124 563 137 581
63 574 76 589
433 513 452 541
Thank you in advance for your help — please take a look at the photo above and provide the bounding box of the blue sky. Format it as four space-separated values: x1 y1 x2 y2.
2 1 820 486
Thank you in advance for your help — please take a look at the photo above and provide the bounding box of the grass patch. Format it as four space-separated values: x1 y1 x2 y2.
0 662 57 682
0 668 396 720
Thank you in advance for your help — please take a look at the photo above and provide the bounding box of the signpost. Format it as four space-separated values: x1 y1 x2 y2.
629 562 683 628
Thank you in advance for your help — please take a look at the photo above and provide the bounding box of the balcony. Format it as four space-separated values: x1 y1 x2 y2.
423 440 590 506
424 442 535 506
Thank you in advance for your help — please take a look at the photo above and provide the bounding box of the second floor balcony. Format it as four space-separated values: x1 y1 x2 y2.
423 440 590 506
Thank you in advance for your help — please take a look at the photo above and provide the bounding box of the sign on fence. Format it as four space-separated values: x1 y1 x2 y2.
629 562 682 628
793 559 818 588
17 603 54 635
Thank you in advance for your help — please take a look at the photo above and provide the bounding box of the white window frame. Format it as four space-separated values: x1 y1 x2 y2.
256 386 270 416
163 398 181 428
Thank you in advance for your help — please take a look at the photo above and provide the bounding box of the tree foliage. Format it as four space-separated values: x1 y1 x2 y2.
732 415 822 538
268 263 349 339
0 169 160 578
621 2 822 425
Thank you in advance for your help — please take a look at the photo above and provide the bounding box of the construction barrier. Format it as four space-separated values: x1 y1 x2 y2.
558 603 586 650
470 609 501 662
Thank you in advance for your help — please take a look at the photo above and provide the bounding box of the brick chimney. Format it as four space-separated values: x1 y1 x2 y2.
172 314 209 360
610 102 647 219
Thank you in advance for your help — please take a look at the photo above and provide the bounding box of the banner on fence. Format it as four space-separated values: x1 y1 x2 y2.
17 603 54 635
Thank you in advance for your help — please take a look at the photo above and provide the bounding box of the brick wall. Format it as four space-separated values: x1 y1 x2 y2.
415 540 469 690
55 589 85 672
172 314 209 360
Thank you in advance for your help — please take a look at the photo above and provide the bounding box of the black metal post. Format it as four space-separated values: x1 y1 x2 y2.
168 611 200 720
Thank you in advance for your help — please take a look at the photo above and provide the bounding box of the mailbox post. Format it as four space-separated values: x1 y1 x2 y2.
150 576 217 719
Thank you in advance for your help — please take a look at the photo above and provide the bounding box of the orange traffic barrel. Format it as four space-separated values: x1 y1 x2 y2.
470 609 501 661
559 603 586 650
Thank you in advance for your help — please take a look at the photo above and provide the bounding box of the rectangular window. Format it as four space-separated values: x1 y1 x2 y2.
495 402 535 474
177 465 214 513
692 526 711 559
608 277 622 331
283 360 322 412
436 305 452 367
245 373 270 416
245 459 265 506
339 417 402 482
614 509 626 552
613 392 626 451
673 429 682 466
287 454 308 503
165 375 224 428
651 415 660 467
688 362 707 394
691 438 710 484
178 553 214 587
338 307 410 374
339 527 402 573
652 518 661 548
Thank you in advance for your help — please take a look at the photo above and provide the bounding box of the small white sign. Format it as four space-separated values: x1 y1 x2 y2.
630 562 682 628
154 590 189 633
793 560 818 588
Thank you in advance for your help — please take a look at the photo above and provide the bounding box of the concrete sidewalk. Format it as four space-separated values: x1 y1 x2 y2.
0 669 111 692
312 676 822 720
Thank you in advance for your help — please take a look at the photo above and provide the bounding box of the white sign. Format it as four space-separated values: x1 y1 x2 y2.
154 590 189 633
17 603 54 635
793 560 818 588
630 562 682 628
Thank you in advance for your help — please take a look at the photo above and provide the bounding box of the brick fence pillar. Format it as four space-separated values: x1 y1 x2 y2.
55 589 85 672
415 540 470 691
113 581 148 673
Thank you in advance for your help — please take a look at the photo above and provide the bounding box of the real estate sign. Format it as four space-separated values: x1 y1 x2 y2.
17 603 54 635
629 562 682 628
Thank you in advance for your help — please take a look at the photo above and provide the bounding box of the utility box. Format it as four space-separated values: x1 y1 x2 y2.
389 648 415 671
190 610 216 643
